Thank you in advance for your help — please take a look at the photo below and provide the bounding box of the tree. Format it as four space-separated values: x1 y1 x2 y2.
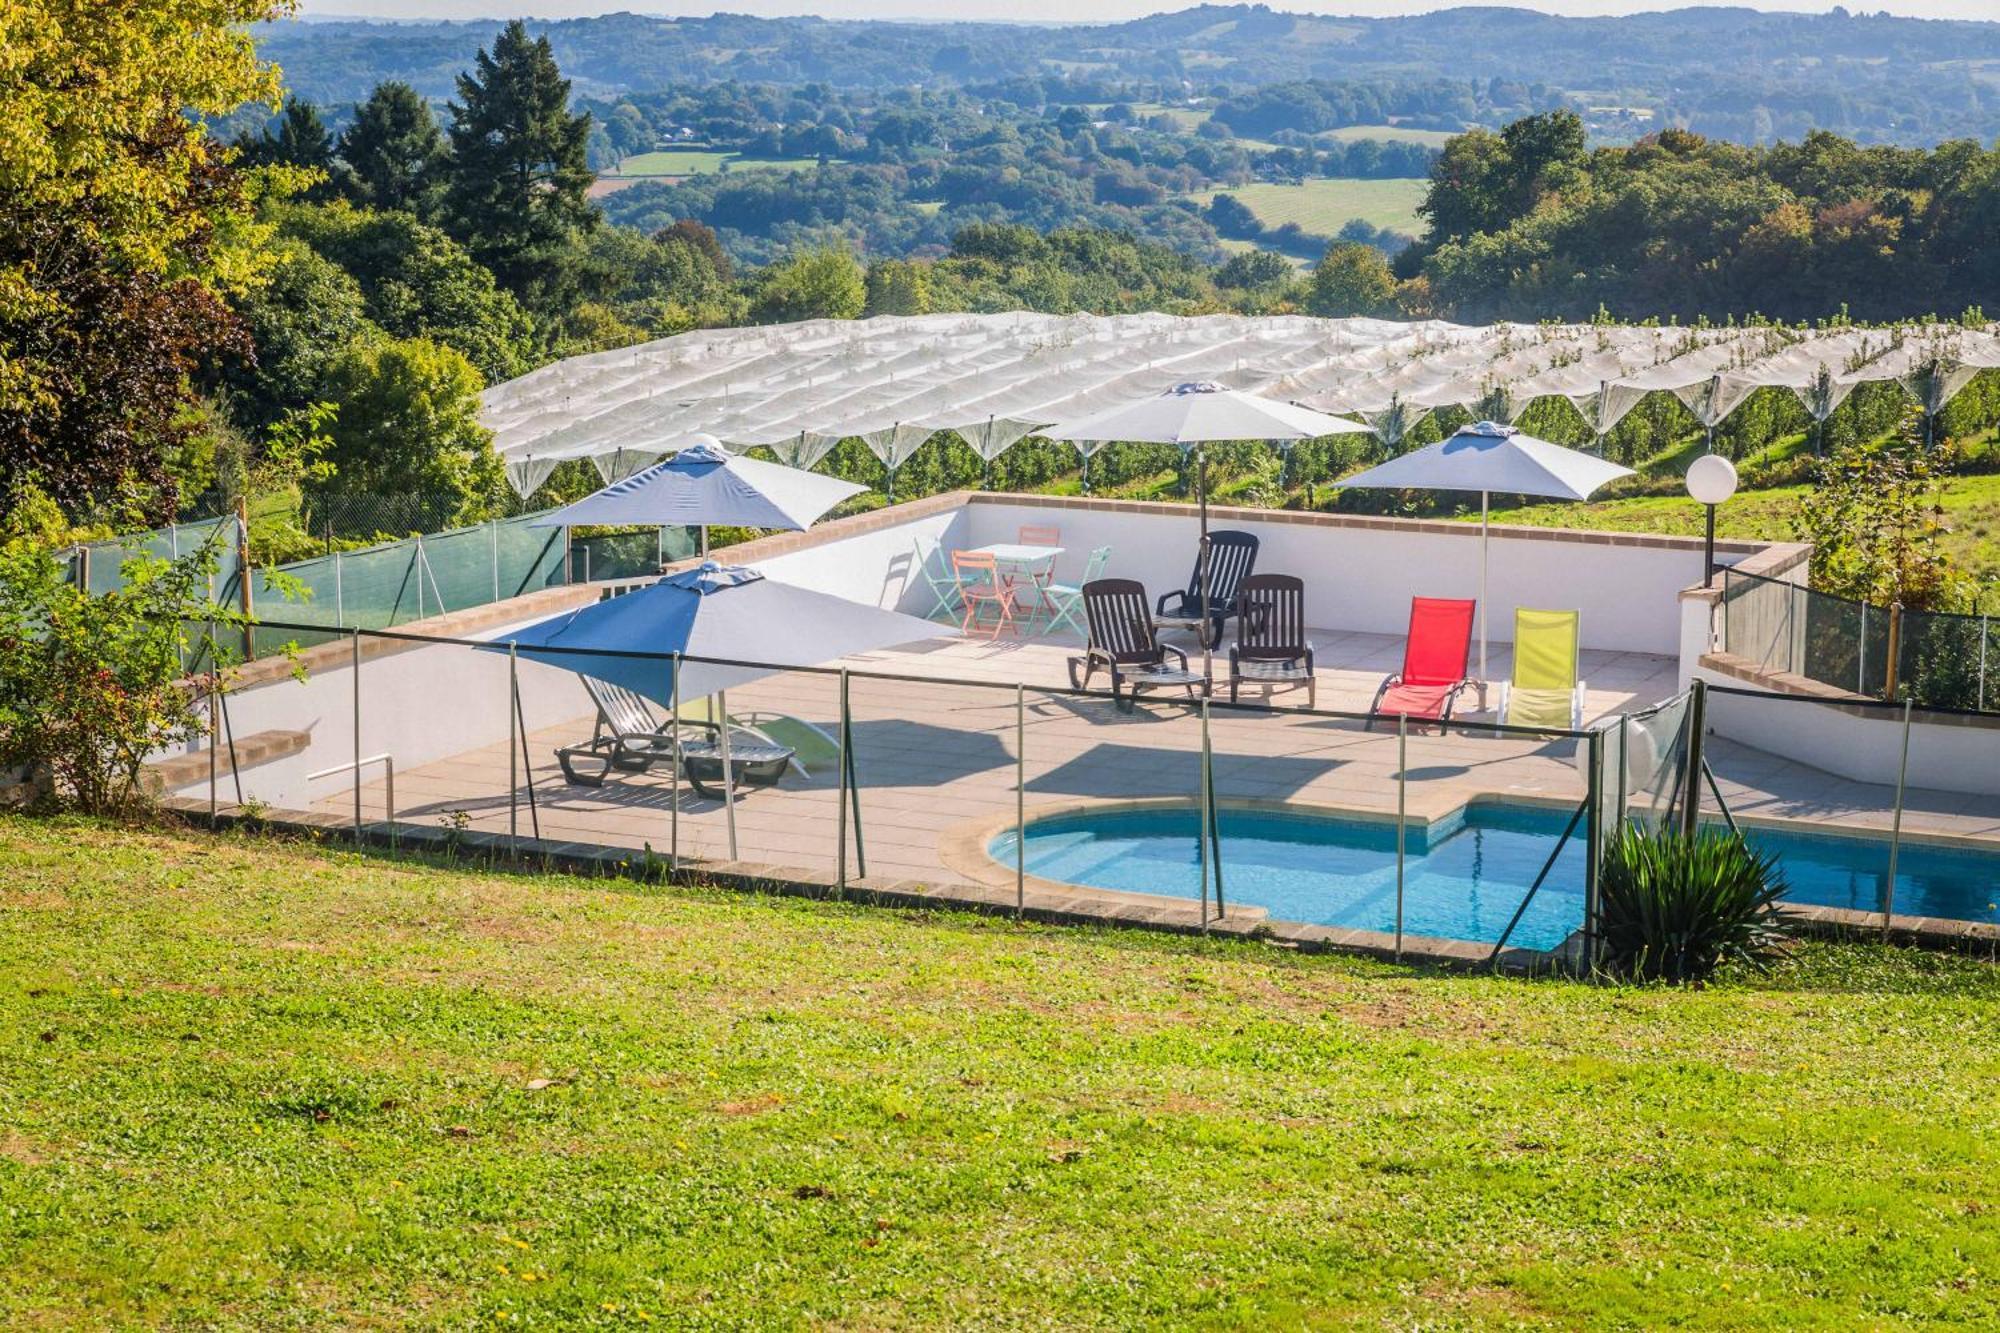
338 81 448 215
1306 242 1397 317
278 203 535 383
1215 249 1294 290
317 336 505 519
751 246 866 323
0 0 287 521
222 236 374 433
1796 410 1972 613
443 20 597 319
864 259 932 316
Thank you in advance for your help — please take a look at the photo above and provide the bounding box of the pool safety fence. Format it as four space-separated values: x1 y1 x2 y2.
1697 682 2000 938
177 617 1616 968
1721 567 2000 713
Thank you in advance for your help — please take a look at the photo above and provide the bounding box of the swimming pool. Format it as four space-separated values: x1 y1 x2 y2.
989 803 2000 951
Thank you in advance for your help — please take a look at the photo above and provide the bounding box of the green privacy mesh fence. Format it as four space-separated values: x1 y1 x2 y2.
218 516 687 657
67 517 244 608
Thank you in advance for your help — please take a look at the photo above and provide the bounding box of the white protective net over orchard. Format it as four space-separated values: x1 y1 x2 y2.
482 313 2000 495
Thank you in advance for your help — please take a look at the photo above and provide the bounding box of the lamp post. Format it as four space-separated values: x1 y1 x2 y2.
1687 454 1738 588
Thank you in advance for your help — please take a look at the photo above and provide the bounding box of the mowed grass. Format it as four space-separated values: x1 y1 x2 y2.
1189 177 1429 237
2 821 1998 1327
602 150 821 178
1482 470 2000 590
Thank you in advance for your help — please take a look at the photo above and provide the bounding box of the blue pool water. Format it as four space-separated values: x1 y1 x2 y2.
991 805 2000 951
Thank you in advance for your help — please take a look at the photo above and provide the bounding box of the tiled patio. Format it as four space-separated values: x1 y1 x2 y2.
316 623 1628 891
311 621 2000 905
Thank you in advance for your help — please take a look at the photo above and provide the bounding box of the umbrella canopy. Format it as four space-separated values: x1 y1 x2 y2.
1041 383 1370 677
485 562 947 706
1334 420 1632 499
528 436 865 532
1334 421 1634 693
1039 382 1372 446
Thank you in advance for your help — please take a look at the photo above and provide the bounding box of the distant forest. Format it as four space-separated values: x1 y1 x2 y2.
258 3 2000 146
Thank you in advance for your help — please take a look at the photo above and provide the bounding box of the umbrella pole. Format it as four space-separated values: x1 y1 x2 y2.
700 525 708 559
1479 490 1490 706
1198 444 1212 688
718 687 737 860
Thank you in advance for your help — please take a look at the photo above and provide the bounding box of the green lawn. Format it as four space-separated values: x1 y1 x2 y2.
601 150 821 179
3 817 1998 1327
1189 177 1429 237
1482 470 2000 592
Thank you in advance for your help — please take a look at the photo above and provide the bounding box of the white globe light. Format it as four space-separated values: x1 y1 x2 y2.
1687 454 1739 506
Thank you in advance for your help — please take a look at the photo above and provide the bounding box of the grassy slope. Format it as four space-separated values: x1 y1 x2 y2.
2 818 1998 1328
1482 471 2000 589
1188 178 1429 236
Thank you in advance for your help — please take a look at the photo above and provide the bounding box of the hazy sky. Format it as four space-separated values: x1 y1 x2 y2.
297 2 2000 23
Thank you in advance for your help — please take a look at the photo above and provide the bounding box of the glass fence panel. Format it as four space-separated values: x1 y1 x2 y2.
843 670 1031 896
1703 685 2000 934
1203 700 1393 938
996 684 1209 919
1402 709 1593 960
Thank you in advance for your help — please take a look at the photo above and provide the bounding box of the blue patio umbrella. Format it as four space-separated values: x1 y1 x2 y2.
486 562 947 706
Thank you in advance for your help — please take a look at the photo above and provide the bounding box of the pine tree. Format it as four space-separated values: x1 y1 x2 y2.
338 81 447 215
442 20 596 319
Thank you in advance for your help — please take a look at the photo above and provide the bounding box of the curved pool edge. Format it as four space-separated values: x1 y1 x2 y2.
939 793 1586 967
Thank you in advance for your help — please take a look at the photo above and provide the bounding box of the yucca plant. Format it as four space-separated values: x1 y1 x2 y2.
1597 826 1788 983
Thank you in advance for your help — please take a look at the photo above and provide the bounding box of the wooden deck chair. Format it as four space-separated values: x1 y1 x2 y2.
1156 530 1259 649
1228 573 1315 707
1496 608 1584 730
1068 578 1204 704
1370 596 1476 726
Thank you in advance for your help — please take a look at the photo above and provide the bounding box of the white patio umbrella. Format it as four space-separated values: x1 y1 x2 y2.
1041 382 1372 678
529 435 866 556
1333 420 1634 689
487 561 949 857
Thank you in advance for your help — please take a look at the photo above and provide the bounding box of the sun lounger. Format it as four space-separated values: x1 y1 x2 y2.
1371 596 1476 725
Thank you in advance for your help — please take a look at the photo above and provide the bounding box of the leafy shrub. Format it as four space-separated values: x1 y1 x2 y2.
1598 826 1788 983
0 538 237 815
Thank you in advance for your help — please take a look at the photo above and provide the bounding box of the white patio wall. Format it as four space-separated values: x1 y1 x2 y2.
1698 668 2000 798
958 498 1716 657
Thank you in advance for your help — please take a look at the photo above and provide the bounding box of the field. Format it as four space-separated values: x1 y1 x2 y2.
1320 123 1459 147
600 150 821 179
3 816 1998 1326
1189 177 1429 238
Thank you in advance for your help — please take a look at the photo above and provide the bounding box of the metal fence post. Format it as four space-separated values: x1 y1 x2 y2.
208 676 219 819
414 535 425 622
351 628 363 839
1395 713 1408 963
1857 603 1867 695
490 521 501 605
1198 697 1212 933
1883 698 1913 937
1884 601 1904 701
334 549 344 627
669 653 681 873
1015 682 1025 919
1980 616 1989 713
1585 725 1604 971
835 668 850 894
507 643 520 851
